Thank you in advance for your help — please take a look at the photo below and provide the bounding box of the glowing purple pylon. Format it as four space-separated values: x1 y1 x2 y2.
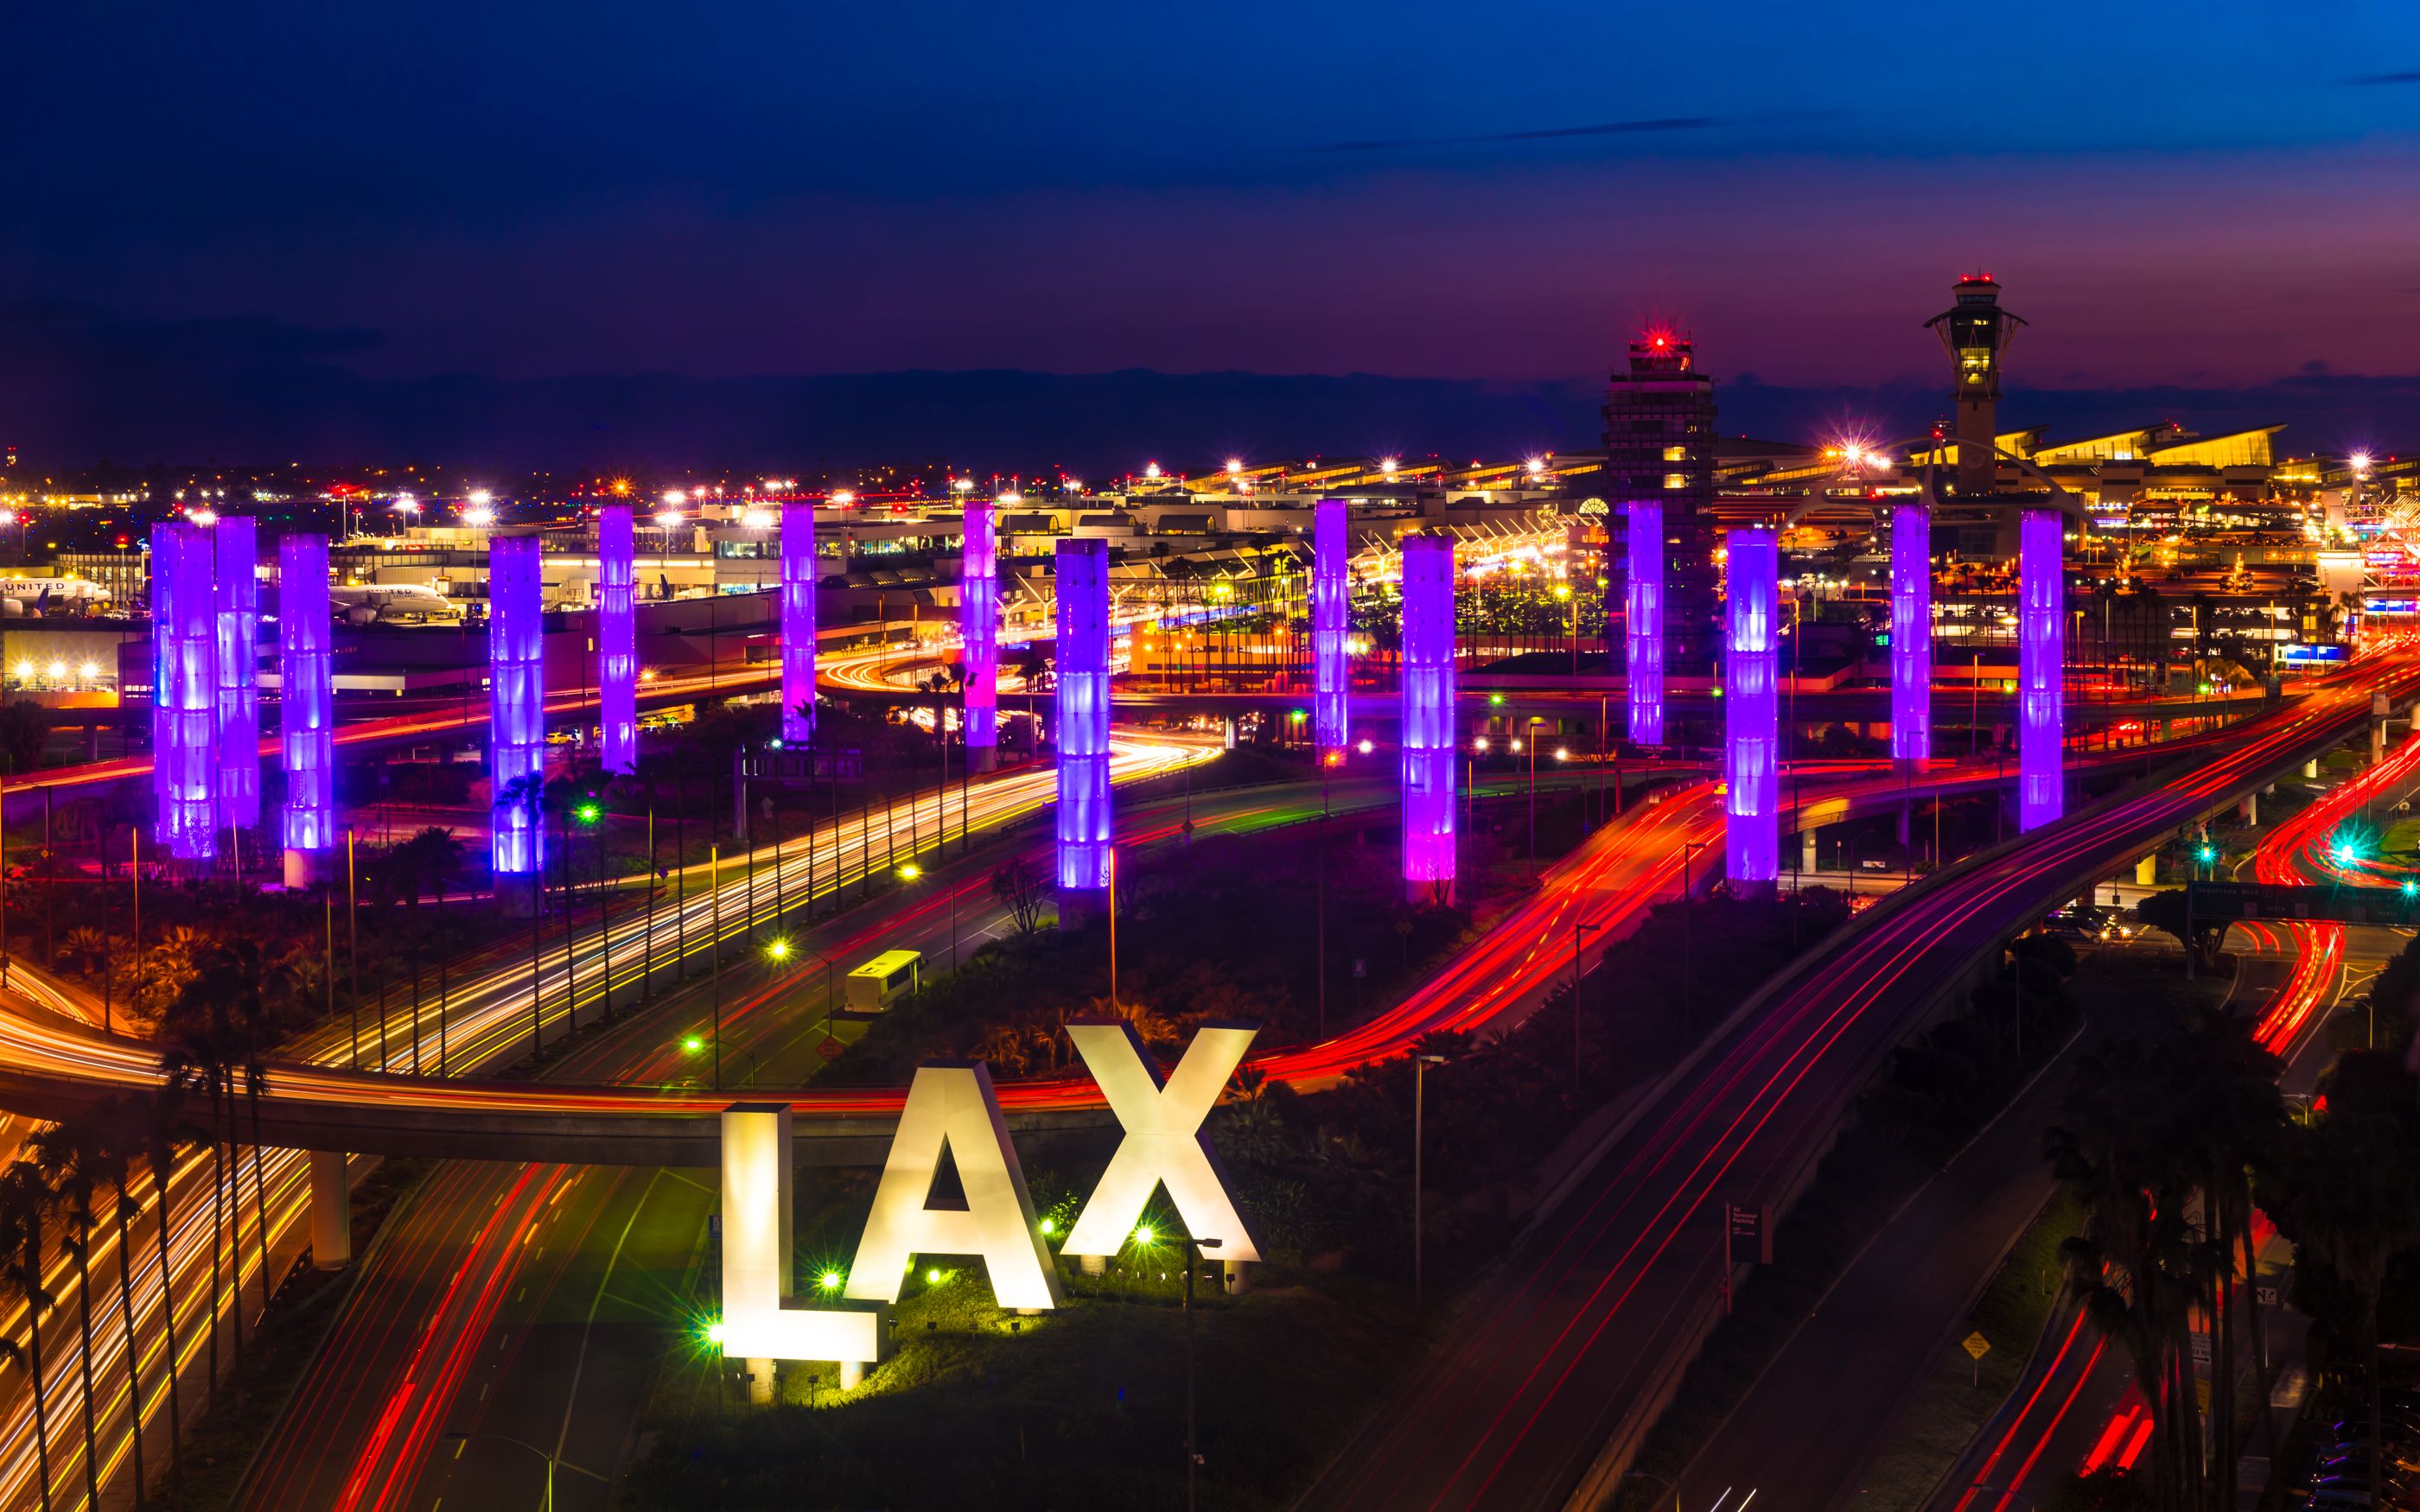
159 523 220 860
781 503 817 744
598 504 637 773
1313 498 1350 754
1724 527 1779 886
279 534 334 879
962 499 999 771
2019 508 2065 831
1625 499 1664 745
1399 534 1457 903
213 516 259 827
150 524 174 828
1055 538 1111 901
489 536 546 876
1890 504 1932 763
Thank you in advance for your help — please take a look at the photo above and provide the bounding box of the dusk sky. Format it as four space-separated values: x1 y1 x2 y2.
8 3 2420 462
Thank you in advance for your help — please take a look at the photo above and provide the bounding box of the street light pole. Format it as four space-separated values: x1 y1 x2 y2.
1185 1235 1224 1512
1414 1051 1446 1318
710 841 723 1091
1571 920 1602 1097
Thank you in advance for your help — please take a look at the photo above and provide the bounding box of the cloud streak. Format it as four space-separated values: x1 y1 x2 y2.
1289 110 1839 154
2344 69 2420 85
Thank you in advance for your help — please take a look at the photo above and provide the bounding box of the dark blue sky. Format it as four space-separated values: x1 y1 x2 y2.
5 2 2419 464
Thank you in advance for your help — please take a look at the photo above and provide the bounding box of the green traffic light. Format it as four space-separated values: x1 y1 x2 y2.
1488 692 1505 707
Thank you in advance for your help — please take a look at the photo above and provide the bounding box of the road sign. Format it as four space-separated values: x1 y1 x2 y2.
2258 1283 2281 1307
1962 1331 1991 1361
1725 1204 1773 1267
818 1037 845 1062
1351 958 1367 980
2187 880 2420 927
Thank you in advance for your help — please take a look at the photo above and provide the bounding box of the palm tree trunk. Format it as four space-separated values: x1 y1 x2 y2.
204 1135 221 1410
248 1096 271 1321
2370 1287 2385 1512
2240 1204 2276 1468
153 1160 182 1507
113 1197 145 1508
73 1241 100 1512
27 1284 54 1512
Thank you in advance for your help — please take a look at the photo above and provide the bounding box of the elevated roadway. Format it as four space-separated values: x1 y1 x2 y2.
1297 647 2420 1512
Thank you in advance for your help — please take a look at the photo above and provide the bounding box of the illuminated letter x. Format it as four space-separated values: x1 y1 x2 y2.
1062 1020 1261 1262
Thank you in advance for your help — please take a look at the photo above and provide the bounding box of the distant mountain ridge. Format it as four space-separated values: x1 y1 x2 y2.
2 304 2410 473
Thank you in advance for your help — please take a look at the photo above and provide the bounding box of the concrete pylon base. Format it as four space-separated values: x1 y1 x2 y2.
747 1358 774 1405
1079 1252 1107 1277
309 1150 351 1269
283 848 338 890
1058 886 1105 931
1405 877 1456 908
839 1360 864 1390
2135 854 2158 886
968 745 997 775
1223 1260 1251 1295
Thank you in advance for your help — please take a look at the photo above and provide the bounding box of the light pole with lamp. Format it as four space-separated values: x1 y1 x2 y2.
901 861 957 971
1678 839 1706 1021
1183 1234 1224 1512
1570 918 1601 1096
436 1430 608 1510
1525 716 1544 863
1413 1051 1447 1318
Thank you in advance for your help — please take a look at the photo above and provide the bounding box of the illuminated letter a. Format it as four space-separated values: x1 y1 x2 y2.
844 1062 1064 1311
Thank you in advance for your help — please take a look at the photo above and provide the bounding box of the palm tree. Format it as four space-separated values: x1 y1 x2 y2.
496 772 550 1054
136 1087 193 1505
33 1119 109 1511
2260 1091 2420 1503
88 1093 156 1510
2046 1040 2202 1508
159 993 244 1407
0 1159 60 1510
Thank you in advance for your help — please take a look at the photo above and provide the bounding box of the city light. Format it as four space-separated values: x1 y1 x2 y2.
1144 461 1162 480
818 1270 844 1292
1358 738 1374 755
897 863 920 880
1525 455 1546 478
466 488 492 506
1225 458 1243 475
1554 747 1570 761
1474 737 1489 753
2352 451 2373 478
831 489 856 507
742 507 772 529
663 489 687 506
767 938 792 961
576 802 601 824
1313 497 1349 755
653 510 682 530
2198 844 2218 864
1380 457 1398 476
684 1035 704 1053
952 477 974 494
463 504 496 528
1131 1225 1155 1246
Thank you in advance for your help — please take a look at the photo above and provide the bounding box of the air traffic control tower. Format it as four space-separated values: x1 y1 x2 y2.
1925 274 2027 499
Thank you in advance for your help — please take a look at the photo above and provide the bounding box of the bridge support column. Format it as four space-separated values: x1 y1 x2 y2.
2305 759 2321 779
2242 792 2258 826
2135 853 2157 886
839 1360 864 1390
1079 1252 1106 1276
1222 716 1238 750
1801 829 1818 875
747 1358 774 1406
283 847 337 890
1223 1259 1251 1295
309 1150 351 1269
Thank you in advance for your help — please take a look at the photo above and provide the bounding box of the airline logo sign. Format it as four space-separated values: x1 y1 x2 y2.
718 1021 1260 1372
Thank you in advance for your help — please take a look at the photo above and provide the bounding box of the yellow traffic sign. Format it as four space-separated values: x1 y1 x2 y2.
1962 1332 1991 1361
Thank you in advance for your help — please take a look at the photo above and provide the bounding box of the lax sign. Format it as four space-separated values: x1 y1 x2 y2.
719 1020 1259 1375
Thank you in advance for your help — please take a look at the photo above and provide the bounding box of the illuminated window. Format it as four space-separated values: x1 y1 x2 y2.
1664 473 1687 490
1662 446 1686 462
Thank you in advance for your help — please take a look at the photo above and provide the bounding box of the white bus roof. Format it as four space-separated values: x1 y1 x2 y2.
847 950 923 979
